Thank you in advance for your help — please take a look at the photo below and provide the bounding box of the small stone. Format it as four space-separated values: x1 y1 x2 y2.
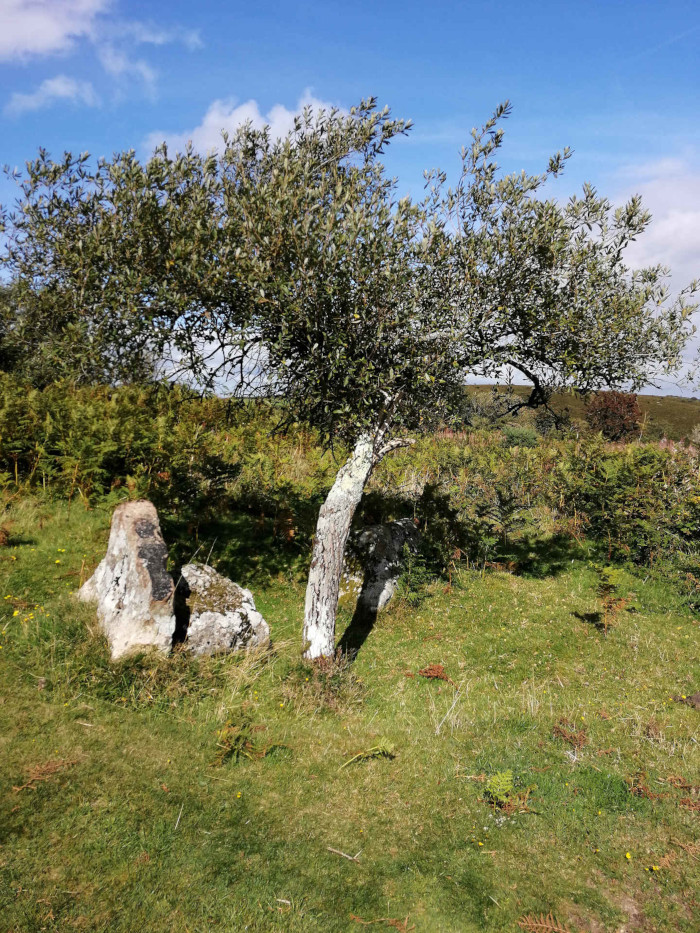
78 500 175 660
178 563 269 656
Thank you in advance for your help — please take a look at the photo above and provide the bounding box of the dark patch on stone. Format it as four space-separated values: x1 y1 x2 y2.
137 538 173 603
134 518 157 539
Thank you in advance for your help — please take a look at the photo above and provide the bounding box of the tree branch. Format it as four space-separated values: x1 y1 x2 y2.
376 437 415 461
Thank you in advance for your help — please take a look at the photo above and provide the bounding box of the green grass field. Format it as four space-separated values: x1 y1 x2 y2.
1 498 699 932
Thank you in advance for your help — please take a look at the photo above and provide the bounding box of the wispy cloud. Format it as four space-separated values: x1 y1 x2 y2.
1 0 202 103
621 24 700 66
111 21 202 50
5 74 99 115
97 45 157 98
144 90 338 154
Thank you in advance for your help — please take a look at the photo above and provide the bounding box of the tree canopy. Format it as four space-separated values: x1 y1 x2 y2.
2 99 695 420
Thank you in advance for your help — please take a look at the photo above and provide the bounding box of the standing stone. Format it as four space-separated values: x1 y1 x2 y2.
178 563 270 656
78 500 175 660
350 518 420 618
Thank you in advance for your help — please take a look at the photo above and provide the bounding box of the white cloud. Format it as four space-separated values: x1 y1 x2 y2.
616 156 700 292
614 156 700 391
0 0 109 61
112 21 202 50
97 44 156 96
0 1 201 100
5 74 99 114
144 90 337 154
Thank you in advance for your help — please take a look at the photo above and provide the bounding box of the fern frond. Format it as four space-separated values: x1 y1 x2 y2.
517 912 578 933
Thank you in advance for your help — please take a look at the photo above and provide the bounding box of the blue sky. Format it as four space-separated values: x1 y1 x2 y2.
2 0 699 389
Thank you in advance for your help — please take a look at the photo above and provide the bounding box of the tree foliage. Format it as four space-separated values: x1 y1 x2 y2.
3 99 695 420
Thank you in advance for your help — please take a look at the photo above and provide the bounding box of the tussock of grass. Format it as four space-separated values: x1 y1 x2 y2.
0 498 698 932
281 652 365 713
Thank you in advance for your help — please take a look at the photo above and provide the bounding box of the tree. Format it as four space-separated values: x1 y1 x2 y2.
585 391 642 441
0 145 244 387
2 100 697 657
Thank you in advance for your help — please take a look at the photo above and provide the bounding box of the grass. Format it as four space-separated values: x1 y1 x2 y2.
1 498 699 932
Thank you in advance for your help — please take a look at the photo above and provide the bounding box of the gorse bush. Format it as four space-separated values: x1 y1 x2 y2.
502 425 539 448
551 440 700 563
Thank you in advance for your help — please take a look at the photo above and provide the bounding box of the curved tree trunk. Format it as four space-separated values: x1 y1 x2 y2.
303 434 376 658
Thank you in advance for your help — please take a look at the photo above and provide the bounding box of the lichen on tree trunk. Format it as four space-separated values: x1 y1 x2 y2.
302 434 376 659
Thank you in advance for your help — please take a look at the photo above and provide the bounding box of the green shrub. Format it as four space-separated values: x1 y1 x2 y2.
3 376 700 591
502 425 539 448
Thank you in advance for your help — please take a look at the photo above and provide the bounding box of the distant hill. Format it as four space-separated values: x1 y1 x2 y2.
465 384 700 440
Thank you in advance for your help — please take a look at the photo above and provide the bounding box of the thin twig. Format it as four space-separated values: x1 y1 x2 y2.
174 803 184 831
436 685 462 735
327 846 361 862
205 538 218 566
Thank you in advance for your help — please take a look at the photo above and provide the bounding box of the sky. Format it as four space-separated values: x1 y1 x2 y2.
1 0 699 392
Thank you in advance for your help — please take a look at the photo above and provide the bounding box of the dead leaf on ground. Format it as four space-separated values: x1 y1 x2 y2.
667 775 700 795
626 771 666 800
517 913 581 933
553 718 587 748
12 758 77 793
417 664 456 687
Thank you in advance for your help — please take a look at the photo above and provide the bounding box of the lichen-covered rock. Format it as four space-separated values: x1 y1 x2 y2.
78 500 175 660
179 563 269 656
343 518 420 617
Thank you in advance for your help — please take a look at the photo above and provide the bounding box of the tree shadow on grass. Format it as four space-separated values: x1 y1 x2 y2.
339 531 586 661
572 610 605 632
500 532 585 579
337 597 378 659
159 488 586 665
